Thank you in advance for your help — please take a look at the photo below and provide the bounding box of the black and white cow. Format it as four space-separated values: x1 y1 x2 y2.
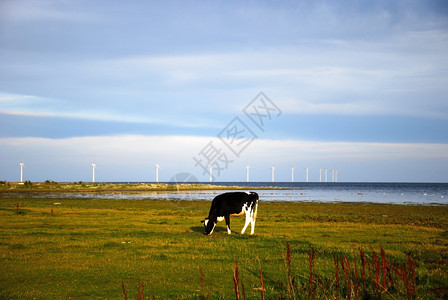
201 191 259 235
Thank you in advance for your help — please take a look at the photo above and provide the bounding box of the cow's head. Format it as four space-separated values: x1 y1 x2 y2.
201 218 216 235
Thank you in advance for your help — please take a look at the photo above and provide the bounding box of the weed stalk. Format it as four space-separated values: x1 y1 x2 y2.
333 254 340 299
200 266 205 300
233 258 240 300
408 255 416 296
308 245 316 299
121 280 127 300
359 247 367 292
381 247 387 291
371 248 380 293
286 242 293 298
258 260 266 300
353 258 359 300
137 280 144 300
341 256 352 300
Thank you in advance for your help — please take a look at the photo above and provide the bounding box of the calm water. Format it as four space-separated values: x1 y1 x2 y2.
5 182 447 205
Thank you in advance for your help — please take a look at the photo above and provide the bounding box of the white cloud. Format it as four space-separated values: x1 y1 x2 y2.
0 96 20 102
0 93 216 129
1 39 447 130
81 39 447 118
237 138 448 168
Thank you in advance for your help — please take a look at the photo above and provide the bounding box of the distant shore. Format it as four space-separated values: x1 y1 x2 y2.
0 181 276 193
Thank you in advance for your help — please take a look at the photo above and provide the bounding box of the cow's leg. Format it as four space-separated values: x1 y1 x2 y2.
209 223 216 235
250 202 258 235
205 221 216 235
250 218 256 235
241 210 251 234
225 215 231 234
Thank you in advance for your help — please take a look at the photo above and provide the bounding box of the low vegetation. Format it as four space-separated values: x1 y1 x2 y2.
0 196 447 299
0 181 252 193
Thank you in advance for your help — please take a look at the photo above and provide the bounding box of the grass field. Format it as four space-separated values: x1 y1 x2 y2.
0 195 447 299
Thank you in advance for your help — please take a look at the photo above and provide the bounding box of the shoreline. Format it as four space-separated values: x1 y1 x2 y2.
1 181 445 206
0 181 286 193
1 192 446 207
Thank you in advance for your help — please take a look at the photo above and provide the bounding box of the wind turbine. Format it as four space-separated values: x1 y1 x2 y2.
319 169 322 183
19 162 25 182
246 165 250 183
331 170 338 182
325 169 328 183
91 163 96 183
291 167 295 183
271 166 275 182
209 165 213 183
305 167 309 183
331 170 335 182
155 163 160 183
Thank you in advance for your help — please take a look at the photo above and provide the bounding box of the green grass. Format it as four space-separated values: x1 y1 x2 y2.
0 197 447 299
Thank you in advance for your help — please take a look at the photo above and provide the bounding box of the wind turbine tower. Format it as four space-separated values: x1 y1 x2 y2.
209 165 213 183
319 168 322 183
271 166 275 182
155 163 160 183
91 163 96 183
246 165 250 183
291 167 295 183
305 167 309 183
335 170 338 182
19 162 25 182
325 169 328 183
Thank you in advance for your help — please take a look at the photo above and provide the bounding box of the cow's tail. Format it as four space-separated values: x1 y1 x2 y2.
250 192 259 221
253 200 258 221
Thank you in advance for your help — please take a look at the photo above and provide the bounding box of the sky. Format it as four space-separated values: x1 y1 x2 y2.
0 0 447 183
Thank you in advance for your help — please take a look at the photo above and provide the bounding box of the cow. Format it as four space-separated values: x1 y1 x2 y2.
201 191 259 235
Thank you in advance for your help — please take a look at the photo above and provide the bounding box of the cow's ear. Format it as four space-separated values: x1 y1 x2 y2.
201 220 205 223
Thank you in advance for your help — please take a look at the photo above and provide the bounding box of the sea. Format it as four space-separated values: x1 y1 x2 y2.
7 182 447 205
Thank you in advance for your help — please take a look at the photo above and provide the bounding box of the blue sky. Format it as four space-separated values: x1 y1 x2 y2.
0 0 447 182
